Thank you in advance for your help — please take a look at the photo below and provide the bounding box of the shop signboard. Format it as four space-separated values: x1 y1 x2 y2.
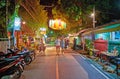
14 17 21 30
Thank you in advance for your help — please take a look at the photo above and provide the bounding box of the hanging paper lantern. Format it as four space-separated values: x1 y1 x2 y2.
7 31 11 38
49 19 66 30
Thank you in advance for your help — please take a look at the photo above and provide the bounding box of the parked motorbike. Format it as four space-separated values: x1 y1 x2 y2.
7 48 20 56
6 47 35 65
0 57 23 79
6 48 33 65
18 47 36 65
0 50 25 72
29 50 36 61
17 51 32 65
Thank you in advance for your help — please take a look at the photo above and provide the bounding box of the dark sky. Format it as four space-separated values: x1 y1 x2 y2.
40 0 58 19
110 0 120 20
40 0 58 6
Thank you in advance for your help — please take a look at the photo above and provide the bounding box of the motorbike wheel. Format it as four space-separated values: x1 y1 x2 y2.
14 66 22 79
31 53 36 61
24 56 32 65
19 64 24 72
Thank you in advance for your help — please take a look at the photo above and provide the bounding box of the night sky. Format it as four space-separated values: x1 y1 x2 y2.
40 0 58 19
110 0 120 20
40 0 58 6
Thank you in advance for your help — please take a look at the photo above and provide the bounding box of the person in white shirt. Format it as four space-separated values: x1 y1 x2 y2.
55 37 61 55
60 38 65 54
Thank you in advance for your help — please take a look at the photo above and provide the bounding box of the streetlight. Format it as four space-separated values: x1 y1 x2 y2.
22 21 26 24
91 7 96 40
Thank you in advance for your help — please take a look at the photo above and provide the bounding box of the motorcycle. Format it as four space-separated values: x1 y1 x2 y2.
0 57 23 79
17 51 32 65
0 49 25 70
6 48 33 65
29 50 36 61
18 47 36 65
6 48 35 65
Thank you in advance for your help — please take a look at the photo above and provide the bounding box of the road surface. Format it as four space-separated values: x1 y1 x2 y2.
20 46 114 79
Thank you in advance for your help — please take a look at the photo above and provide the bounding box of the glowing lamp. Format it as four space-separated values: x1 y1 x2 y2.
40 28 46 34
49 19 66 30
7 32 11 38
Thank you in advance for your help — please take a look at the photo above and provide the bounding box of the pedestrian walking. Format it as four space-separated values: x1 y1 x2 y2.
39 38 46 55
60 38 65 54
73 38 77 50
55 37 61 55
65 38 69 49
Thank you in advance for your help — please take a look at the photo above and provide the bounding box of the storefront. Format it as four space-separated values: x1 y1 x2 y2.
82 20 120 54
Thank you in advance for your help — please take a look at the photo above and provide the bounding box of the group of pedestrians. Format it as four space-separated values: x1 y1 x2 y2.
55 37 69 55
36 37 69 56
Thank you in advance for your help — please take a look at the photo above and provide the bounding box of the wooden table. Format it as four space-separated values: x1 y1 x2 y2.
100 51 118 63
101 51 118 56
100 51 119 74
114 58 120 75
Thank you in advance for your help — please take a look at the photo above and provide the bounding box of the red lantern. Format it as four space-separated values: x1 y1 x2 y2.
7 32 11 37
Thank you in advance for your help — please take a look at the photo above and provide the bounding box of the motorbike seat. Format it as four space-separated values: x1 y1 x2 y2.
17 51 29 55
9 56 20 60
0 59 15 69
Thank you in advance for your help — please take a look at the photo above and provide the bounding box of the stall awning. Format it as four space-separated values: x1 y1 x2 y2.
95 23 120 34
82 20 120 36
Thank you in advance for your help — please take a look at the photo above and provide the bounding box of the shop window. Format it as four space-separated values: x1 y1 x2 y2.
115 31 120 39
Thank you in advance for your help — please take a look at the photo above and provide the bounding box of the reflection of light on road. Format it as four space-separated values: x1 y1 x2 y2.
45 47 57 56
47 47 55 50
80 55 86 60
56 57 59 79
91 64 110 79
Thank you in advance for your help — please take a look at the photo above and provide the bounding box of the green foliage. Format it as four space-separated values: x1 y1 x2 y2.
85 39 93 55
53 0 114 32
52 0 84 34
85 39 93 49
0 1 6 28
0 0 15 38
19 0 48 31
0 0 117 38
61 0 82 21
0 0 6 8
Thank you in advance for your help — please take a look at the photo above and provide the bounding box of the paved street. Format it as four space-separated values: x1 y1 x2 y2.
20 46 114 79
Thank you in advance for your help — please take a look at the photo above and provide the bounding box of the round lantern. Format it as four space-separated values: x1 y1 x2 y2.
49 19 66 30
7 31 11 38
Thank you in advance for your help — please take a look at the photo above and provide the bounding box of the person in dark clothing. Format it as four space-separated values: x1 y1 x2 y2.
73 38 77 50
65 39 69 49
